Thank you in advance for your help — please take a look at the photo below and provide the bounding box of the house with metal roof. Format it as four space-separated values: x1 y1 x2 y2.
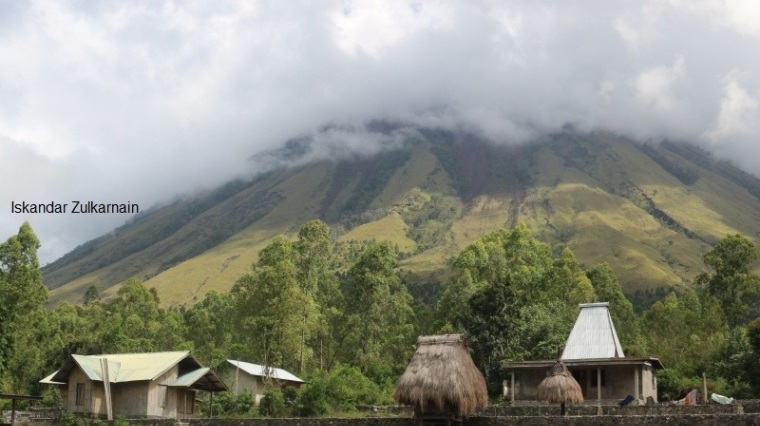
220 360 304 403
40 351 226 419
504 302 663 404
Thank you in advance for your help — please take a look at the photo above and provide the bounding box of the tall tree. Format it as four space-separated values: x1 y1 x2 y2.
231 237 316 373
586 262 642 353
697 234 760 327
440 224 604 394
339 241 415 381
641 290 726 377
744 317 760 395
0 222 48 391
183 290 234 367
294 220 338 373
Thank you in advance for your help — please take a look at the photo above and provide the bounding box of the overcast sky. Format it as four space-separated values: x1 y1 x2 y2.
1 1 760 264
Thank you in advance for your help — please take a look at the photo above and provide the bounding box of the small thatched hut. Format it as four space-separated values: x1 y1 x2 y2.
537 359 583 415
394 334 488 421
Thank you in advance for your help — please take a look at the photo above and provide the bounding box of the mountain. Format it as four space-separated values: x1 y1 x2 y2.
42 123 760 307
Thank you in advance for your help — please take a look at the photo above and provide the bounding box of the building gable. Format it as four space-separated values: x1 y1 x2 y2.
561 302 624 360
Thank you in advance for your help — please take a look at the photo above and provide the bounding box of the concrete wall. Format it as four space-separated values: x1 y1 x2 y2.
508 364 658 403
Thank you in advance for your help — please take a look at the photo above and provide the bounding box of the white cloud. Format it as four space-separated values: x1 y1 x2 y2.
2 0 760 262
633 56 687 113
705 73 760 139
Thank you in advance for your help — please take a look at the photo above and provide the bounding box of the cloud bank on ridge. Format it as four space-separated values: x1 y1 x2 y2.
1 1 759 263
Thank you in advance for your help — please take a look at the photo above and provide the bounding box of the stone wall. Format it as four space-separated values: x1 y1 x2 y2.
70 414 760 426
480 402 743 417
741 400 760 413
15 401 760 426
470 414 760 425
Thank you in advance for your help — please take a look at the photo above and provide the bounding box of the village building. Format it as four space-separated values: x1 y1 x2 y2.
395 334 488 424
40 351 226 419
219 360 304 403
504 302 663 404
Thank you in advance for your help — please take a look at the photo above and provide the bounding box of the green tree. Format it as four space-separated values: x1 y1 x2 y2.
586 262 643 353
338 241 415 381
542 248 595 306
441 224 603 394
641 290 726 377
0 222 48 390
697 234 760 327
294 220 338 373
101 278 165 353
183 290 234 367
744 318 760 395
231 236 317 373
83 285 101 305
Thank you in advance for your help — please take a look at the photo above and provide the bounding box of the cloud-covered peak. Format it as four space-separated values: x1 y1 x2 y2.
2 1 760 263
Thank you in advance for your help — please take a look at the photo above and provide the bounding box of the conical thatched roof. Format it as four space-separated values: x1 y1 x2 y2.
537 360 584 404
394 334 488 417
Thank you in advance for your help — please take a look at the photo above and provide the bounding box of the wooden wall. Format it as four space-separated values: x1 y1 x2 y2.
113 381 150 417
223 371 265 402
147 365 178 418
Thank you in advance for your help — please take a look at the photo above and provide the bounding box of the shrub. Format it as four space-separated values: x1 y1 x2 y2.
212 391 256 417
259 388 288 417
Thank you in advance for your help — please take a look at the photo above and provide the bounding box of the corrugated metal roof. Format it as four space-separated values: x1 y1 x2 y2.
226 360 303 383
170 368 211 387
38 371 65 385
168 367 227 391
560 302 625 360
504 357 664 370
43 351 198 384
93 351 191 382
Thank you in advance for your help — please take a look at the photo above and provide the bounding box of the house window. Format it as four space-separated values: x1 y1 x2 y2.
76 383 85 406
590 369 606 387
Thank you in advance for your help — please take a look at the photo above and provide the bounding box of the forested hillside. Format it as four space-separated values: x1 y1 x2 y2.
4 220 760 418
40 125 760 310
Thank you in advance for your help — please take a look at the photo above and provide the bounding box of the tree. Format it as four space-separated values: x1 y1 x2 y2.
586 262 642 353
641 290 726 378
744 318 760 395
338 241 415 381
294 220 338 373
441 224 607 394
183 290 234 367
231 236 316 373
697 234 760 327
0 222 48 390
542 248 595 306
83 285 101 305
295 219 332 297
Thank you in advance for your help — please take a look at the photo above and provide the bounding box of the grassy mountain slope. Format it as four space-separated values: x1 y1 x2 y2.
43 125 760 307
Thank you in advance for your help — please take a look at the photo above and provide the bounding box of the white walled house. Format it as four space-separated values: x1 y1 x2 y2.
220 360 304 403
504 302 663 404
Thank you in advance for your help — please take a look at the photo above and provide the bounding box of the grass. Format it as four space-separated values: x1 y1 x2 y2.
337 212 417 253
46 129 760 306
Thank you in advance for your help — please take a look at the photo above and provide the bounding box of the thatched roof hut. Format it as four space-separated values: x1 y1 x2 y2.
537 359 583 414
394 334 488 418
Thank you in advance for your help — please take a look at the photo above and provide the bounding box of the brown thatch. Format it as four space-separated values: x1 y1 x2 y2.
536 360 584 404
394 334 488 417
